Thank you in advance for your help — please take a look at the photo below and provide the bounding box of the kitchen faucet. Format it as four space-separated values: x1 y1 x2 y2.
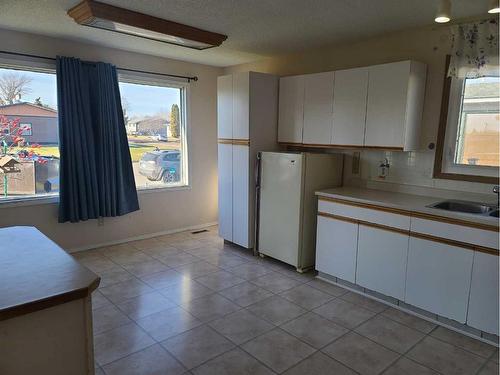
494 185 499 208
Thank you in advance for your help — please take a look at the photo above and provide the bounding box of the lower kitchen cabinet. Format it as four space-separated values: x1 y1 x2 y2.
315 215 358 283
218 143 233 242
356 225 409 300
467 251 499 335
405 236 474 323
231 145 250 248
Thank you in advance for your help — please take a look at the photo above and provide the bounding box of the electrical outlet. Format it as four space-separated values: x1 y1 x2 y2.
98 217 104 226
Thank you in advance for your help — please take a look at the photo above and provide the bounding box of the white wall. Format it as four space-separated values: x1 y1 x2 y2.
0 28 222 251
224 25 496 196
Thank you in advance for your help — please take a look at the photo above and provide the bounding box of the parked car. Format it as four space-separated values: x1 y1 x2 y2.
139 150 180 183
154 134 168 142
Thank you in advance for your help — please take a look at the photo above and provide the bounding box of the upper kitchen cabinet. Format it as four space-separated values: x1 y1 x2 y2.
278 75 305 143
217 74 233 139
232 72 250 140
364 60 427 150
332 67 369 146
303 72 334 145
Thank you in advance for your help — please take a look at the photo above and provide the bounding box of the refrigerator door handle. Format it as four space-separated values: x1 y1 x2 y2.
253 152 262 257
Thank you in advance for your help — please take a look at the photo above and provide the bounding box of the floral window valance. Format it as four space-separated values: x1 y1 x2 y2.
448 18 499 78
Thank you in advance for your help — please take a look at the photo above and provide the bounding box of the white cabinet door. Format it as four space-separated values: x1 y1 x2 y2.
303 72 334 145
332 67 369 146
467 252 499 335
217 143 233 241
315 216 358 283
405 237 474 323
365 61 410 148
356 225 409 300
278 75 305 143
217 75 233 139
232 72 250 140
232 145 250 248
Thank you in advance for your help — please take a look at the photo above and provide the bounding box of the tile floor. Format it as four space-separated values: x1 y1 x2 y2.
73 226 499 375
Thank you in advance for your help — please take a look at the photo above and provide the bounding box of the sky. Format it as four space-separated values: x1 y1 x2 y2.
118 81 181 118
0 67 181 118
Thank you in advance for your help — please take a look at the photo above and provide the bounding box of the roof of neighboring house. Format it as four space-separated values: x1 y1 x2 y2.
0 102 58 118
129 116 169 132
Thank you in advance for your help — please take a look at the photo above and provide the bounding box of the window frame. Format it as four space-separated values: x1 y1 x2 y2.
19 122 33 136
0 53 59 205
433 55 499 184
117 69 191 191
0 53 192 207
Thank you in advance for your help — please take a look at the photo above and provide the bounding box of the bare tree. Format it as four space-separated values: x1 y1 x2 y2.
121 96 131 124
0 73 33 105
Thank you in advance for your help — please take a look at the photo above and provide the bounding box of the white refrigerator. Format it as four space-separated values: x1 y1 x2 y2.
256 152 343 272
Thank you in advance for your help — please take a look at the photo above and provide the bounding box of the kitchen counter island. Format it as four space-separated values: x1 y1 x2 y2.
0 226 100 375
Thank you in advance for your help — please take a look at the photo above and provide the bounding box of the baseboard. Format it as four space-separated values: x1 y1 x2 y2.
67 221 218 253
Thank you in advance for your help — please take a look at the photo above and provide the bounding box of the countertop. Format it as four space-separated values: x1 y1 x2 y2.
316 187 499 229
0 226 100 321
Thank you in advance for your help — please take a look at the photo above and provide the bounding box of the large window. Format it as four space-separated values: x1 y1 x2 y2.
0 65 59 201
435 57 499 183
118 75 188 189
0 58 188 203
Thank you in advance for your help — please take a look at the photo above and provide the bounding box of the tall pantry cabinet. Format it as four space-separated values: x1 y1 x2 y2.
217 72 279 249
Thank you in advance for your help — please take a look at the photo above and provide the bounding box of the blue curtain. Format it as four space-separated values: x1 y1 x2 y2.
57 56 139 223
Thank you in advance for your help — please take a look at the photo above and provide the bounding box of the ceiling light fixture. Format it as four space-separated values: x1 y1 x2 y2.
435 0 451 23
488 0 500 13
67 0 227 50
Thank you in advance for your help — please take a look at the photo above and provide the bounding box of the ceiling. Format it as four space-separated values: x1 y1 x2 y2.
0 0 491 67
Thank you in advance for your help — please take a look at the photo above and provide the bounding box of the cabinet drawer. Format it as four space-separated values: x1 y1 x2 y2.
410 217 499 250
318 199 410 230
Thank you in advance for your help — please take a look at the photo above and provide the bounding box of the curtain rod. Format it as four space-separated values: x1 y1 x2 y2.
0 50 198 82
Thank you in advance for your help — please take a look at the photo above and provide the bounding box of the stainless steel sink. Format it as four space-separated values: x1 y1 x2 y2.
427 200 497 216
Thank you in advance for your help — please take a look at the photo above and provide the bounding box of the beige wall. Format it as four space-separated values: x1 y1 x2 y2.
0 28 222 251
224 26 495 195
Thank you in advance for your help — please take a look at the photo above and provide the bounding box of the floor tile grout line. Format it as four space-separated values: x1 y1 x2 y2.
377 308 438 335
158 325 239 372
474 348 499 375
426 326 497 361
235 328 320 374
378 324 437 375
318 308 409 374
99 340 175 372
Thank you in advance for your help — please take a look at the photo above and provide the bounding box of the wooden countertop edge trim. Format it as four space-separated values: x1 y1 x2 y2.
0 277 100 321
318 211 498 256
318 196 499 232
279 142 404 151
217 138 250 146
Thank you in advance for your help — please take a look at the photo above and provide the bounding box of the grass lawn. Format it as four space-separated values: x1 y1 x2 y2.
11 146 60 158
12 139 180 163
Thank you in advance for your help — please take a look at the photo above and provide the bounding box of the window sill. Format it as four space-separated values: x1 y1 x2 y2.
137 184 191 195
0 185 192 209
0 195 59 209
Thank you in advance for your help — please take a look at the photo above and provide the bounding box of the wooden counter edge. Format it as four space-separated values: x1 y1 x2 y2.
0 276 100 321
